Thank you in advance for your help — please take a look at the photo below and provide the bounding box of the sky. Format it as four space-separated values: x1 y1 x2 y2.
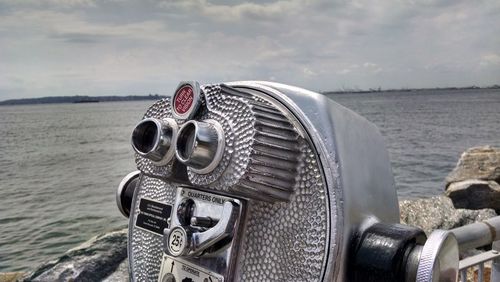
0 0 499 100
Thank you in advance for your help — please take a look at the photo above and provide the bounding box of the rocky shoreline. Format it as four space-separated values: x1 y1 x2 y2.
20 230 129 282
2 146 499 281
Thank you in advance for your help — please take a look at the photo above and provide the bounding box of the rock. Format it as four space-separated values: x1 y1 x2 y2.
23 229 128 282
0 272 25 282
399 196 496 235
445 146 500 186
102 259 129 282
446 180 500 210
445 146 500 210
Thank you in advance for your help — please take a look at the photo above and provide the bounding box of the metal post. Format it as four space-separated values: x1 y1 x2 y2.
451 216 500 252
478 263 484 282
452 216 500 282
460 269 467 282
491 241 500 281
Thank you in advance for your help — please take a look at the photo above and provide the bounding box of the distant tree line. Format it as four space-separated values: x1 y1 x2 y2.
321 84 500 95
0 94 167 105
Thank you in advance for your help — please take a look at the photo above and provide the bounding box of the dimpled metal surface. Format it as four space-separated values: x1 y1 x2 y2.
129 176 177 281
238 142 328 281
196 84 302 202
186 84 244 187
135 99 176 179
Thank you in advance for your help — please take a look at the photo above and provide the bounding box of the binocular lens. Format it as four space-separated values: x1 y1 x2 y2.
176 122 196 161
132 119 159 155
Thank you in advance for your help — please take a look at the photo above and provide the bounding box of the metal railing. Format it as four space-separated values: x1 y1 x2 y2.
458 248 500 282
452 217 500 282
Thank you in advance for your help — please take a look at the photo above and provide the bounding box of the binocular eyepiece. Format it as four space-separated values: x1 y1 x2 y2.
131 118 178 165
131 117 224 174
117 81 459 282
175 120 225 173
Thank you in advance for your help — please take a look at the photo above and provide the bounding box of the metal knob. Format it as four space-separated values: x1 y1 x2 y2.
416 230 459 282
190 216 218 228
116 171 141 218
176 198 196 226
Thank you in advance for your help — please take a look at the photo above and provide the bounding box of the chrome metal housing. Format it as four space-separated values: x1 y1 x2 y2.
126 81 399 281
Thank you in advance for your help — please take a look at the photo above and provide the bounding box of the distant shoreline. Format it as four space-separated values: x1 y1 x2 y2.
1 85 499 105
321 85 500 95
0 94 167 106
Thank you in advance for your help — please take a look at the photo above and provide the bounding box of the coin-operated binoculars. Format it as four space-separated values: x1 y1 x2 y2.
117 81 458 282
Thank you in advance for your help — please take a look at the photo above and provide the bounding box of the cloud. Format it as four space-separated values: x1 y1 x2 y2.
50 32 108 43
303 67 316 76
159 0 303 22
480 54 500 67
0 0 499 100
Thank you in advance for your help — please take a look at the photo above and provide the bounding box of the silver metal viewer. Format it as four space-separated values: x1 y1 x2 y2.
117 80 497 282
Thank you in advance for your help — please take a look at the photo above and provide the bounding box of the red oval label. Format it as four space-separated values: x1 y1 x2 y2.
174 85 194 115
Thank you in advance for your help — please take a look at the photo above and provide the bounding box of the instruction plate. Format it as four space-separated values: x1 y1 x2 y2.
135 198 172 236
158 254 224 282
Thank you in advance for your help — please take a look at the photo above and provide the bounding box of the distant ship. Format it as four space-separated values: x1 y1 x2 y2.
73 98 99 103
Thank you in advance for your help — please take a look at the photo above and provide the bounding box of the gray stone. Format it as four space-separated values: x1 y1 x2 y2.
399 196 497 235
445 179 500 210
24 229 128 282
445 146 500 187
103 259 129 282
444 146 500 210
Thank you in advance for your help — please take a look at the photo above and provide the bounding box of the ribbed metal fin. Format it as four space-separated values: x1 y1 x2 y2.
220 84 302 202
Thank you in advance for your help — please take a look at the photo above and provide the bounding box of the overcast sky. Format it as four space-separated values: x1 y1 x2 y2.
0 0 499 100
